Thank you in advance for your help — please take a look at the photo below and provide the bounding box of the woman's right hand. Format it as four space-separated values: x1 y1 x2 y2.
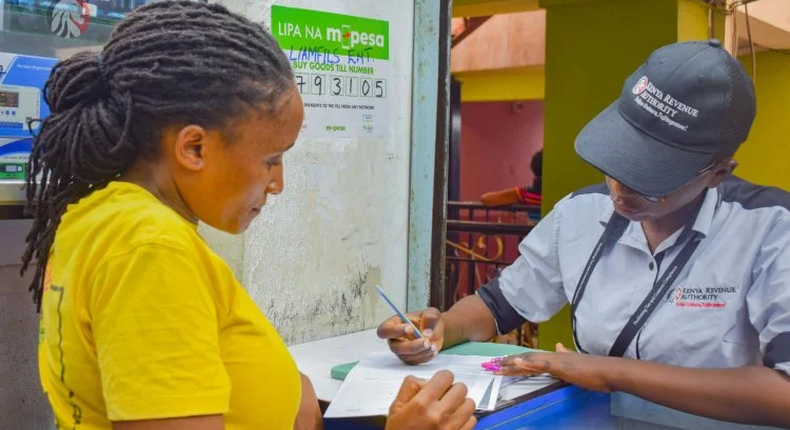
377 308 445 365
385 370 477 430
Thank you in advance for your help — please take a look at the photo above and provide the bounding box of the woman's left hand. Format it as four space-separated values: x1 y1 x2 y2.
495 343 616 393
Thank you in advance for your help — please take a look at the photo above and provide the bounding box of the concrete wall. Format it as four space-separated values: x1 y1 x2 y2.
206 0 415 345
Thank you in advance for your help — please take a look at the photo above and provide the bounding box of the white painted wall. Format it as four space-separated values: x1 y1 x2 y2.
202 0 415 345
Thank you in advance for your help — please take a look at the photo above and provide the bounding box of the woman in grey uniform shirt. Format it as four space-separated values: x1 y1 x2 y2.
379 40 790 428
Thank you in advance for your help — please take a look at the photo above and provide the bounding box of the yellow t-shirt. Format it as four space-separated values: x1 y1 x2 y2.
38 181 300 429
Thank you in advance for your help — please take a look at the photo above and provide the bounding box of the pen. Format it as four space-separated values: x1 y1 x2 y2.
375 285 423 339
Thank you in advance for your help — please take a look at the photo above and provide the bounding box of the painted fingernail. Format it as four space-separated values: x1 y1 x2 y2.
481 358 500 369
481 362 501 372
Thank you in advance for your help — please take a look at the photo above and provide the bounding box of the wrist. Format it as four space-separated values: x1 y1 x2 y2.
438 311 457 348
600 356 629 393
442 308 467 348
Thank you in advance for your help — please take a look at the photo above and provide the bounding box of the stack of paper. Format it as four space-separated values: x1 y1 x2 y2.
324 352 503 418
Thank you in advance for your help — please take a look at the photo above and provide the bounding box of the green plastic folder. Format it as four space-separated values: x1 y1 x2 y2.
330 342 540 381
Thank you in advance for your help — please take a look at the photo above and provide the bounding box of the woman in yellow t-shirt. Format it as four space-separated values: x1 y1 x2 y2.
21 2 477 430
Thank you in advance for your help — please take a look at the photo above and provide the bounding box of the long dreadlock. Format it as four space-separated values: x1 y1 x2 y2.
21 1 294 311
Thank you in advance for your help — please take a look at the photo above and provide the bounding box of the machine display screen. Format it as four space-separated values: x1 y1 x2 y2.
0 91 20 108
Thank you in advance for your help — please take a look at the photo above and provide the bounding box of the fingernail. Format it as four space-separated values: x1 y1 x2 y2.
423 329 433 338
405 326 413 334
430 344 437 352
424 340 431 349
514 357 524 365
481 362 501 372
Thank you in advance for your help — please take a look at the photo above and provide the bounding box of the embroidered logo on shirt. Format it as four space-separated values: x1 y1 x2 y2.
669 285 737 308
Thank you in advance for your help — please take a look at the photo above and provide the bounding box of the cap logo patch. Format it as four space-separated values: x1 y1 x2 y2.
632 79 700 132
632 76 649 95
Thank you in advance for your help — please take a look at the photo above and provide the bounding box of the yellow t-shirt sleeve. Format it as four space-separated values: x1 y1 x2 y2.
90 243 231 422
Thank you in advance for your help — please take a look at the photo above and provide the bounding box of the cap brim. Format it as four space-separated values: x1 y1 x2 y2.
575 102 712 197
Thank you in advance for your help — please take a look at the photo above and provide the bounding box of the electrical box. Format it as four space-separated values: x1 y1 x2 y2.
0 84 41 131
0 53 57 206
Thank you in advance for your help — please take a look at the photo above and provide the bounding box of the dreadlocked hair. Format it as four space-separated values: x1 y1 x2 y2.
21 0 294 311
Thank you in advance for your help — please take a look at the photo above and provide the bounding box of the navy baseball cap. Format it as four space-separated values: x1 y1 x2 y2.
575 39 756 197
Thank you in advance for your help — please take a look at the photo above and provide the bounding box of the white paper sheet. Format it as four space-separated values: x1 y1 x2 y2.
324 352 503 418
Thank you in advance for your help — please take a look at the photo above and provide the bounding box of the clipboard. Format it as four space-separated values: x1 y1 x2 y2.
476 379 568 417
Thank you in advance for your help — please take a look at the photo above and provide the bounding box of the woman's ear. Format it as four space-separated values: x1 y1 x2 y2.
173 125 208 172
709 158 738 188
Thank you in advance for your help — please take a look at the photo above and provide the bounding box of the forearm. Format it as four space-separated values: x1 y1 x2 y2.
294 372 323 430
608 359 790 428
480 188 520 206
442 295 497 349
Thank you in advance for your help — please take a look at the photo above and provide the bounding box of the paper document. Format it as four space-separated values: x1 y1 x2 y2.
324 352 503 418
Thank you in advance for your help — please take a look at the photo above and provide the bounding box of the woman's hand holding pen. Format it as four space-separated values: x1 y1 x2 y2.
377 307 445 365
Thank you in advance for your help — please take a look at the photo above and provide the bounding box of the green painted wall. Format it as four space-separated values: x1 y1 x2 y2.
537 0 710 350
736 51 790 191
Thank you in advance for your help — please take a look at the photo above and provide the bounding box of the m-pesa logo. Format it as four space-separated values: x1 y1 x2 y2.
328 24 386 50
271 6 390 61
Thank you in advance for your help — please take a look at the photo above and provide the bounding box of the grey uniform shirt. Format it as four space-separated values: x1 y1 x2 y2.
479 176 790 375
